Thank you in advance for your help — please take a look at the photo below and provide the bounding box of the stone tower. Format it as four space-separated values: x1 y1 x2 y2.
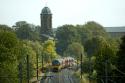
40 6 53 41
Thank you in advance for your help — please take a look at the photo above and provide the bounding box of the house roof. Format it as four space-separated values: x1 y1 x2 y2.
104 27 125 32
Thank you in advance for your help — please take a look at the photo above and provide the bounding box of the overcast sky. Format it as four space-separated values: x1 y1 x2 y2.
0 0 125 28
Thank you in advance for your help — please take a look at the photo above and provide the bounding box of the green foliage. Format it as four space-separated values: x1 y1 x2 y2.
0 21 119 83
93 37 118 83
81 56 90 73
64 42 84 59
0 30 19 83
0 31 19 62
1 39 43 83
18 40 39 79
43 40 58 62
81 56 96 76
15 21 40 40
0 24 13 31
56 21 108 56
114 36 125 82
85 36 108 56
84 21 107 37
56 25 81 55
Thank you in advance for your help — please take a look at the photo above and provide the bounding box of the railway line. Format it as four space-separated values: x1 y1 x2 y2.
40 68 76 83
30 57 78 83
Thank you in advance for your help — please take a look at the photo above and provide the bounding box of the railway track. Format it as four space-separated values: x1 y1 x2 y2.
40 68 75 83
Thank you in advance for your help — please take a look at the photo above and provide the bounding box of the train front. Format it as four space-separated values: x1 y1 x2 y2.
51 59 62 72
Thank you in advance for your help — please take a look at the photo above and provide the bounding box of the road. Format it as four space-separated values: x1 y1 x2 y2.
40 68 77 83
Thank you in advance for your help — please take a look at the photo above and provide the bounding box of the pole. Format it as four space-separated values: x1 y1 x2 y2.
77 57 78 70
80 53 83 78
27 55 30 83
42 53 43 69
89 56 91 83
37 53 38 80
18 62 22 83
105 60 108 83
105 45 108 83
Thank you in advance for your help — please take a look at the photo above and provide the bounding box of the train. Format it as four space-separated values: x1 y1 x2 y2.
51 57 76 72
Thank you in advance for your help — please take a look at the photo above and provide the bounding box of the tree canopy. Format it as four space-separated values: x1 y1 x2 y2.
64 42 84 59
42 40 58 63
56 21 108 56
0 30 19 83
114 36 125 82
14 21 40 41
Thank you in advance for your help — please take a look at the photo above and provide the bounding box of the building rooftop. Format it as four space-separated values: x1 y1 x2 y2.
41 6 51 14
104 26 125 32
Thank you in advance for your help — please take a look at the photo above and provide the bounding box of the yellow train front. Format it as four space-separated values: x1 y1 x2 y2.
51 59 63 72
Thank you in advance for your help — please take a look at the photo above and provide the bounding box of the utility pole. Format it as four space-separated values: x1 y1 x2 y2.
27 55 30 83
89 56 91 83
42 53 43 69
77 57 78 70
36 53 38 80
18 62 22 83
105 60 108 83
105 45 108 83
80 53 83 79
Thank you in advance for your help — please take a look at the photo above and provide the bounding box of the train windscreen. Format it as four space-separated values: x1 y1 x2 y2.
52 60 60 66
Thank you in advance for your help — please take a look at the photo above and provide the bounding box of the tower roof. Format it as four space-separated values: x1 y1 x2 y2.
41 7 51 14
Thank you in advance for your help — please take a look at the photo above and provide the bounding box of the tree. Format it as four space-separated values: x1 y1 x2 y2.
85 36 108 56
114 36 125 82
0 24 13 31
55 21 108 56
25 40 43 69
56 25 81 55
42 40 58 63
64 42 84 59
84 21 107 37
14 21 40 40
81 21 108 47
0 30 19 83
18 40 40 82
93 36 118 83
0 31 19 62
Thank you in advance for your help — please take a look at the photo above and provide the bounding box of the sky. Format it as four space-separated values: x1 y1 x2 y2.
0 0 125 28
